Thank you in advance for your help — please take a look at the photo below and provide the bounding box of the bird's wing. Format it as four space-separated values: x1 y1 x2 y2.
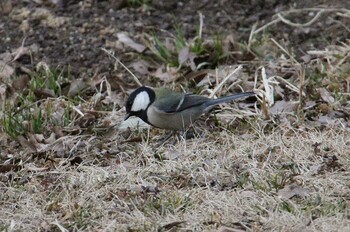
153 92 209 113
174 94 209 112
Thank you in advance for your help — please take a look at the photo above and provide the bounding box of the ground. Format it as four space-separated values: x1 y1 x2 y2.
0 0 350 231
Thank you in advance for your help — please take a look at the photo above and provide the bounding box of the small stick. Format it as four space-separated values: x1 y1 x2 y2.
209 65 242 98
270 38 299 64
276 10 324 27
101 48 142 87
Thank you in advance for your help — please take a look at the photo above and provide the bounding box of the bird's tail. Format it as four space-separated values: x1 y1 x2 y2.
204 91 255 109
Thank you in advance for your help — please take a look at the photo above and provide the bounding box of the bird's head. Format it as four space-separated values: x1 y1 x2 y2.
124 86 155 121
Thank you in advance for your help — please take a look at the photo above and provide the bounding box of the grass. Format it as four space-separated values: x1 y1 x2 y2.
3 105 45 137
143 23 225 69
1 127 349 231
1 66 76 138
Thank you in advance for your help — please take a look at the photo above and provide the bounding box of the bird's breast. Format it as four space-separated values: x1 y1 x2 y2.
147 105 202 130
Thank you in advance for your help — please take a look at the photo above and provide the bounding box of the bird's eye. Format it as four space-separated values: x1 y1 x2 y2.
126 100 133 109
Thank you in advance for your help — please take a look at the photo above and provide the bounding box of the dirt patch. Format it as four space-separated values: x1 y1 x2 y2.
1 0 349 79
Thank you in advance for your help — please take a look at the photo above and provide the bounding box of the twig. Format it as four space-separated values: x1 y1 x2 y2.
261 67 274 106
254 8 348 35
209 65 242 98
8 36 27 64
254 18 281 34
101 48 142 87
248 22 258 49
276 10 324 27
274 76 300 94
1 37 27 72
198 11 203 40
297 65 305 116
270 38 299 64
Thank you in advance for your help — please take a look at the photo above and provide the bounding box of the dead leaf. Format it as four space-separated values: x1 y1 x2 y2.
68 78 90 97
178 46 196 70
300 54 311 63
303 101 317 110
269 100 297 114
12 75 30 91
34 134 45 143
28 133 46 151
152 67 173 80
52 126 64 138
178 46 189 65
0 61 14 79
17 135 37 153
278 183 309 199
151 66 179 82
317 115 334 125
44 132 56 144
318 88 335 104
34 88 56 99
132 60 151 75
117 33 146 53
0 51 12 63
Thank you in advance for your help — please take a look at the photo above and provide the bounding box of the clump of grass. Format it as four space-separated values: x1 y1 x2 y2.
150 32 179 67
306 196 348 217
144 22 226 69
32 67 63 95
2 97 75 138
142 191 193 216
1 66 75 138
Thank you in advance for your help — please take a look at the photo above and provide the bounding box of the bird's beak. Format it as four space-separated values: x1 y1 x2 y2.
124 113 131 121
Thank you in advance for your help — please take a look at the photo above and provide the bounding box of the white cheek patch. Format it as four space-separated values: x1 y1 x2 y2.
131 91 150 111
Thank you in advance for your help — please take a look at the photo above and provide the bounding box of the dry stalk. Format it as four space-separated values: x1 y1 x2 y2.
209 65 242 98
101 48 142 87
253 8 350 35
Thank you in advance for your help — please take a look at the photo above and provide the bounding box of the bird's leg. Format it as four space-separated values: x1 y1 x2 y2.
156 131 177 146
155 126 203 147
183 125 203 139
183 127 195 139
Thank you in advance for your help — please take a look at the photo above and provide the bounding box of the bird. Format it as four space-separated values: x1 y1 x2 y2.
124 86 255 131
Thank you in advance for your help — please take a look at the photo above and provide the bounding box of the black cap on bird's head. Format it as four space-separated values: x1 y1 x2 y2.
124 86 156 121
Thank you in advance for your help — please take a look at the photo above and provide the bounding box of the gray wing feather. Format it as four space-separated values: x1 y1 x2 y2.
153 91 255 113
153 93 209 113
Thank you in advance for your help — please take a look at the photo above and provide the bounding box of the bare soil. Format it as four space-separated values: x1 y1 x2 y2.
1 0 349 80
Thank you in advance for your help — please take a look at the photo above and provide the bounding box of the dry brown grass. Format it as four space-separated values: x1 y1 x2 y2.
1 124 349 231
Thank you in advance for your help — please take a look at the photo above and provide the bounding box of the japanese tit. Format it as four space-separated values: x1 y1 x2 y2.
124 86 255 130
